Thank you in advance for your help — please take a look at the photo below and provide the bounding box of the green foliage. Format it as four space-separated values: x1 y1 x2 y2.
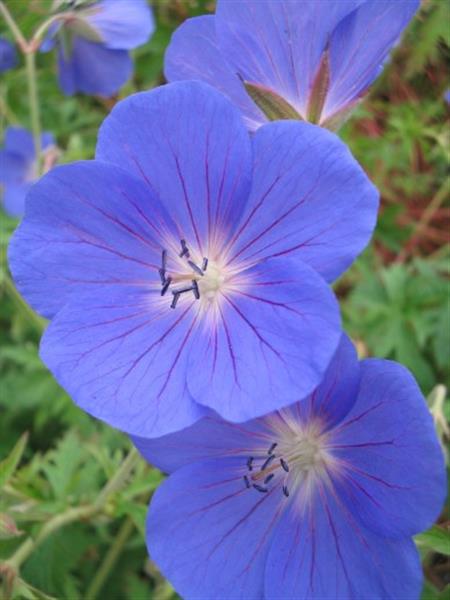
416 526 450 557
0 0 449 598
341 252 450 391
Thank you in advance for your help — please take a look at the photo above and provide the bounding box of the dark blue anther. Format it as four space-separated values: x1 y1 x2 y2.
158 268 166 284
173 285 196 295
282 485 289 497
264 473 274 485
192 280 200 300
247 457 254 471
253 484 268 493
202 257 208 271
161 249 167 270
170 292 180 309
244 475 250 488
161 277 172 297
261 454 275 471
280 458 289 472
188 260 204 277
179 239 189 258
268 442 277 455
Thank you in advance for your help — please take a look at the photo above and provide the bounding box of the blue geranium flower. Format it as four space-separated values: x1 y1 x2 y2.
41 0 154 96
134 335 447 600
8 82 378 438
1 127 57 218
165 0 419 130
0 37 17 73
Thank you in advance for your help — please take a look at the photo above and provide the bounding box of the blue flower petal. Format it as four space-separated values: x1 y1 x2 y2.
4 127 36 162
40 283 206 437
0 37 17 74
86 0 154 50
330 359 447 538
132 415 273 474
8 160 172 318
215 0 362 118
164 16 266 131
187 256 341 423
228 120 379 283
295 334 360 431
323 0 420 123
57 37 132 96
96 81 253 253
265 488 422 599
147 457 283 600
0 150 28 185
3 183 32 218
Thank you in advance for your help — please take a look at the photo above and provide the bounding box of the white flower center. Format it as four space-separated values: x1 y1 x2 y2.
198 263 226 301
242 412 335 506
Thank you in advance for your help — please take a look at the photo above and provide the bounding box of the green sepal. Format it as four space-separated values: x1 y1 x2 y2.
66 17 103 43
243 80 303 122
306 46 330 124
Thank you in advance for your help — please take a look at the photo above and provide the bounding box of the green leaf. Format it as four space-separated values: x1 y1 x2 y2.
0 433 28 489
243 80 302 121
415 525 450 555
14 578 58 600
41 432 84 499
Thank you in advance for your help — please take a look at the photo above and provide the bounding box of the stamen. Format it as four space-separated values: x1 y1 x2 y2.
202 257 208 271
161 277 172 297
192 280 200 300
268 442 277 455
161 249 167 271
179 239 190 258
264 473 274 485
253 484 268 493
170 293 180 309
243 475 250 488
158 268 166 284
188 260 204 277
247 457 254 471
261 454 275 471
280 458 289 472
172 285 195 295
282 485 290 498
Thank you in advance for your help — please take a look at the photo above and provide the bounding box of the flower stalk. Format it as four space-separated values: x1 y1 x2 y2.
0 448 141 598
0 1 49 161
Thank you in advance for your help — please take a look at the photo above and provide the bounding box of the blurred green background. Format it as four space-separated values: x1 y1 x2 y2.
0 0 449 598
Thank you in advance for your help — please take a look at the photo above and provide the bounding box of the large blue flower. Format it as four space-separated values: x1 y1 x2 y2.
9 82 378 437
165 0 419 130
0 37 17 74
41 0 154 96
1 127 56 218
134 336 447 600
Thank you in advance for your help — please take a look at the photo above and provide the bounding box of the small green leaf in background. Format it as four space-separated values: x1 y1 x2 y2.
0 433 28 489
416 526 450 556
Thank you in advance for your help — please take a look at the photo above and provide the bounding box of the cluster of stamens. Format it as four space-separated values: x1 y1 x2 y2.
243 442 290 498
158 240 208 309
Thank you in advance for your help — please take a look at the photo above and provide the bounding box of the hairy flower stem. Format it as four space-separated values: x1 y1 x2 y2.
85 517 136 600
24 50 42 160
0 1 43 161
2 448 141 581
0 2 27 51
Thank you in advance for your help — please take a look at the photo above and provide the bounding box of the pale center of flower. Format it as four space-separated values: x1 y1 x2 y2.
285 432 328 474
157 240 236 309
242 414 333 504
198 263 226 301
